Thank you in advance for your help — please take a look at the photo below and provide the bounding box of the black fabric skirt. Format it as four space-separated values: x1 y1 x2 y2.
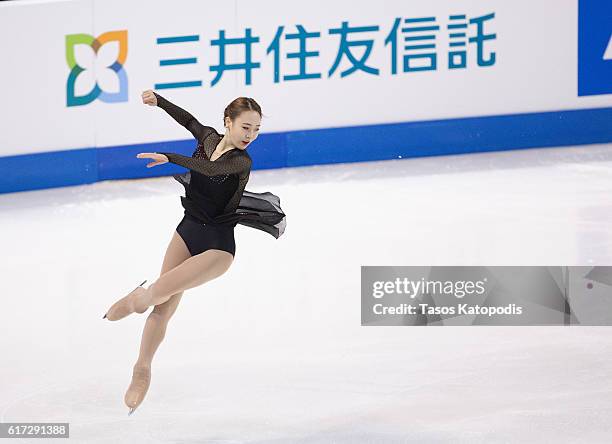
173 171 287 239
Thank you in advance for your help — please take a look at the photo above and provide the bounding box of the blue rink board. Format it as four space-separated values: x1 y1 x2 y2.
1 106 611 194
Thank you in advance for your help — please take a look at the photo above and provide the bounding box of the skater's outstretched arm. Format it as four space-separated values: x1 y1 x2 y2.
135 150 252 178
141 89 215 142
158 149 252 178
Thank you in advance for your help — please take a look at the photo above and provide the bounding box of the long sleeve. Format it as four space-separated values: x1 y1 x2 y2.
153 92 214 142
158 150 252 178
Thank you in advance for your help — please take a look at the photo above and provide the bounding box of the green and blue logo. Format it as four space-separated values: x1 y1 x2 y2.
66 30 128 107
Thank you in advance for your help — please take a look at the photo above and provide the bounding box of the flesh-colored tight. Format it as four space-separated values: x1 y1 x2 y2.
133 231 233 368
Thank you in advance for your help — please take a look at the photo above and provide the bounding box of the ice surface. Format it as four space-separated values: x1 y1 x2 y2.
1 144 611 443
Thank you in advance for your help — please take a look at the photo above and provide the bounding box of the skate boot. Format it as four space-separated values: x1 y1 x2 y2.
104 280 148 321
125 365 151 415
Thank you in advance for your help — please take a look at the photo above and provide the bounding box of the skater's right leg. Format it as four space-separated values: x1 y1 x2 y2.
135 230 191 368
125 231 191 412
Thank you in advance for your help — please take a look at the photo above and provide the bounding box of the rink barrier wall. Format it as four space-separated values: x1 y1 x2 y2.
1 106 612 194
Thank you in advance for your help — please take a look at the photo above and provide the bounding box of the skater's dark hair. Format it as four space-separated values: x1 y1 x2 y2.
224 97 264 127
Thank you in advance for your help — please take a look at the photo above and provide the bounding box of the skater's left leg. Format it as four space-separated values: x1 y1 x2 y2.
135 249 233 309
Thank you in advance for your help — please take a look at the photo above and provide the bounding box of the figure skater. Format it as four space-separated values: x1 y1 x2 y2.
104 90 286 415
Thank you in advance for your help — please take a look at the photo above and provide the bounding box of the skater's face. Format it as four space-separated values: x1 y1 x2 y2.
226 110 261 149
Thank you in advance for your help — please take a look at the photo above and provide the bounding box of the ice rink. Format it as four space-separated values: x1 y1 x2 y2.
1 143 612 443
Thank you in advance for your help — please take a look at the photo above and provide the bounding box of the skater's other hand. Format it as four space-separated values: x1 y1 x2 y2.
141 90 157 106
136 152 168 168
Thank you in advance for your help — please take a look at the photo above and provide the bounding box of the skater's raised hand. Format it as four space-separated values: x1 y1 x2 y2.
141 90 157 106
136 152 168 168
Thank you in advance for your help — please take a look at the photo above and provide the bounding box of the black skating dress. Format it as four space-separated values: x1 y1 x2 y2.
152 92 286 257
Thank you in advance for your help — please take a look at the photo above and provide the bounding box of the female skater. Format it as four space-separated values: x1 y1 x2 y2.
104 90 286 415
